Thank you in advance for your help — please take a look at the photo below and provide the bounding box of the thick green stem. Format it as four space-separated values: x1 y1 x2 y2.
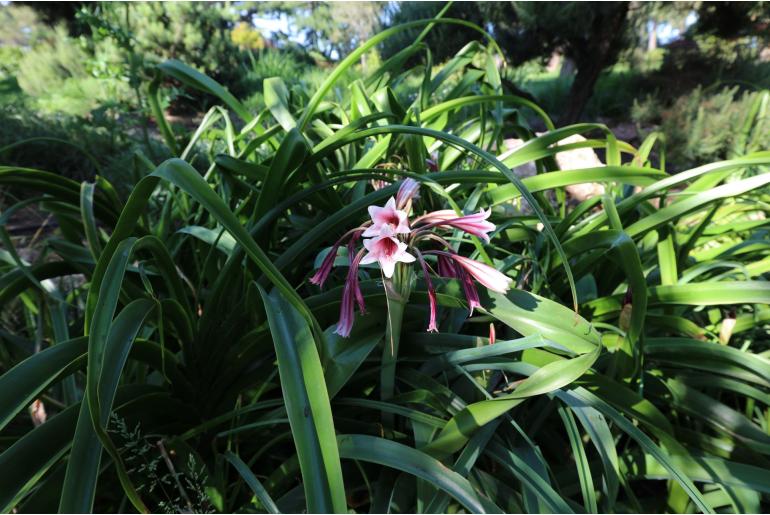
380 264 413 427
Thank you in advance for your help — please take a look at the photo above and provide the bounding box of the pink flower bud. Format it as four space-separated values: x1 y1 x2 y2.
395 178 420 210
310 243 342 287
334 250 366 338
437 254 457 278
416 252 438 332
458 265 482 314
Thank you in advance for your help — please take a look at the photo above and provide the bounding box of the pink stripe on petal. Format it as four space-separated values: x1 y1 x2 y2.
361 235 415 279
365 197 411 238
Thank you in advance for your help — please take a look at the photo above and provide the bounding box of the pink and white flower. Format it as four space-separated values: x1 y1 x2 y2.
312 178 514 336
417 208 496 242
360 230 415 278
362 197 410 238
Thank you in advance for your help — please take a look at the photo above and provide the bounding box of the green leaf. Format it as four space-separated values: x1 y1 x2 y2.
483 289 600 354
0 404 79 512
561 387 714 514
158 59 252 122
224 451 281 513
257 285 346 513
254 129 308 222
425 343 600 456
320 318 384 399
337 434 503 513
0 336 86 432
264 77 296 131
62 299 156 512
149 158 319 336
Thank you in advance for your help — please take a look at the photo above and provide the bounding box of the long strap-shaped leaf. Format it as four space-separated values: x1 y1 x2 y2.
158 59 252 123
85 238 161 512
0 404 80 512
561 229 648 380
573 154 770 237
224 451 281 514
61 299 156 513
425 344 601 456
421 94 555 130
558 387 715 514
337 434 503 513
0 336 86 432
257 285 346 513
253 129 309 222
625 171 770 237
82 232 196 511
0 385 165 513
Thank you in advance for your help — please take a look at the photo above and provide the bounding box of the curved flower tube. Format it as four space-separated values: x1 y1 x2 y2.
430 251 512 293
335 249 366 337
415 208 496 242
415 250 438 332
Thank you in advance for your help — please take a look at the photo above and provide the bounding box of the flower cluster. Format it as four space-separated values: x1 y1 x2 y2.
310 179 512 337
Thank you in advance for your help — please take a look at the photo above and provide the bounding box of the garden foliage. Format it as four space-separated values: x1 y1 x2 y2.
0 15 769 514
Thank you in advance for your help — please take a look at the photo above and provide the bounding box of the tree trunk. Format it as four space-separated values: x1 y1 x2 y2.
647 20 658 51
561 60 605 125
561 2 630 125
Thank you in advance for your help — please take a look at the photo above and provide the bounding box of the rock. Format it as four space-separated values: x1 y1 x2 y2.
552 134 606 202
502 138 538 178
501 133 608 213
610 122 638 142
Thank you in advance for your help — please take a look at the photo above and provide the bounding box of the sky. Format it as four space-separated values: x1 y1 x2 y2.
249 5 698 50
656 12 698 44
249 11 307 45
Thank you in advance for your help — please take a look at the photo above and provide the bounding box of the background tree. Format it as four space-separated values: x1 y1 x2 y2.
231 22 267 50
627 1 697 52
378 2 485 64
693 1 769 40
240 1 383 66
509 2 631 124
381 2 632 124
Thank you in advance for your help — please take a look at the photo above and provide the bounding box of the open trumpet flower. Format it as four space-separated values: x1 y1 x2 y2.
311 178 511 336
